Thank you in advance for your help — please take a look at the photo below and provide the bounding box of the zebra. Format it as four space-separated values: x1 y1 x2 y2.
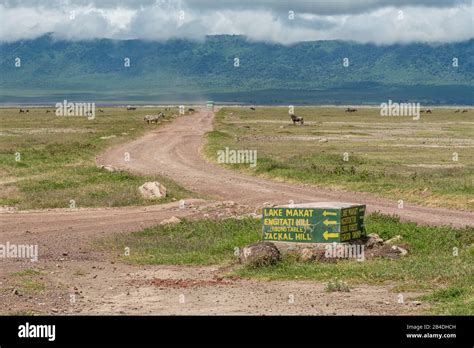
144 112 164 124
290 114 304 125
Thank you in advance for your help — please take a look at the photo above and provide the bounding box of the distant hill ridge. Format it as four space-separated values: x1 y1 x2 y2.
1 35 473 104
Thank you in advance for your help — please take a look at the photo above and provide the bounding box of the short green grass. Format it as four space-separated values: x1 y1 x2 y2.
325 279 351 292
100 213 473 314
12 269 42 277
0 107 197 209
11 268 45 295
419 279 473 315
98 218 260 265
205 107 474 211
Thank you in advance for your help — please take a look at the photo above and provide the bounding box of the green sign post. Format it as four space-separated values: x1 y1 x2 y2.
262 202 366 243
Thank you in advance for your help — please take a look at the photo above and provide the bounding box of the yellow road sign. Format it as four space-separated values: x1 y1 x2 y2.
323 231 339 240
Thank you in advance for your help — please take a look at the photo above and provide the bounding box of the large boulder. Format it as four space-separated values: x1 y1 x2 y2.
138 182 167 199
239 241 281 267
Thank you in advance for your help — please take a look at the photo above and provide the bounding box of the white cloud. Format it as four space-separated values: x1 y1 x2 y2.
0 0 472 44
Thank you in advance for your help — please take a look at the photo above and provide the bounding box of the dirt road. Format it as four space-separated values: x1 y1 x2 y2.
98 108 473 227
0 108 470 315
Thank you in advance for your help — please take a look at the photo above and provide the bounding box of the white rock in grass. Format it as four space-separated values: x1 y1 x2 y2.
160 216 181 225
100 164 116 172
138 182 167 199
365 233 384 248
391 245 408 256
384 235 403 245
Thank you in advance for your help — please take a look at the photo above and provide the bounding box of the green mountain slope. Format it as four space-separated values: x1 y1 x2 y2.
0 35 472 104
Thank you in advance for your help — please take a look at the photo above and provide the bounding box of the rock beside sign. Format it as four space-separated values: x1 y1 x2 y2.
239 241 281 267
268 232 409 262
365 233 384 248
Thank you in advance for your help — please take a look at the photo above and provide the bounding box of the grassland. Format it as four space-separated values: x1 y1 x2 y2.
0 107 196 209
205 107 474 211
11 269 45 295
100 214 473 315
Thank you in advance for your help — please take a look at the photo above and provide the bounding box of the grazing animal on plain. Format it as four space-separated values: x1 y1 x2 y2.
98 109 104 113
345 108 357 112
290 114 304 125
19 109 25 113
454 109 460 113
426 109 432 114
250 107 256 111
46 110 51 113
188 108 195 112
126 106 136 111
462 109 468 113
144 112 164 124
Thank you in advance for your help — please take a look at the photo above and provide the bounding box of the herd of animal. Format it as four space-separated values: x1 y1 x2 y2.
15 106 469 124
19 108 105 114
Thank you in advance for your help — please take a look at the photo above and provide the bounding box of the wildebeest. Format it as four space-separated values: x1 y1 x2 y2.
144 112 164 124
250 107 256 111
426 109 432 114
188 108 195 112
19 108 29 113
290 114 304 125
46 110 51 113
454 109 460 113
462 109 468 113
345 108 357 112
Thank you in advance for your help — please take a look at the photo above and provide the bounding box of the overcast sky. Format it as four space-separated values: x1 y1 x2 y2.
0 0 472 44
